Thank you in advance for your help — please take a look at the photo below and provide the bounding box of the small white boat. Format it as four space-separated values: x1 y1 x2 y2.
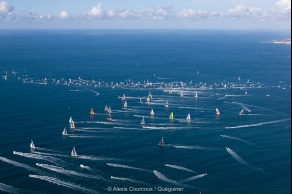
71 147 77 157
138 98 142 104
30 140 35 149
194 91 198 98
141 116 145 125
239 109 244 116
121 94 126 101
159 137 165 146
69 116 73 123
123 101 127 109
104 105 109 112
164 101 169 108
186 113 191 121
216 108 220 115
70 120 75 129
62 127 67 136
107 106 112 114
150 108 154 116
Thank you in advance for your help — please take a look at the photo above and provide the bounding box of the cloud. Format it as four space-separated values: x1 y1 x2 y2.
178 9 210 19
0 1 14 18
87 3 104 17
226 4 268 19
59 10 70 19
275 0 291 12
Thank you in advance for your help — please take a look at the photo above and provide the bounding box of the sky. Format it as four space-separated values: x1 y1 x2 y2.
0 0 291 30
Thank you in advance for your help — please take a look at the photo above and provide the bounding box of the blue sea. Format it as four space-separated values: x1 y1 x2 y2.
0 30 290 194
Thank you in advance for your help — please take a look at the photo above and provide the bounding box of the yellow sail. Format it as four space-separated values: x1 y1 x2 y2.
169 112 174 119
90 108 94 115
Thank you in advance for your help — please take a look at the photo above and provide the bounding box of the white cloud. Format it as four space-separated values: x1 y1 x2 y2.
178 9 209 19
275 0 291 12
226 4 267 19
88 3 104 17
0 1 14 19
59 11 70 19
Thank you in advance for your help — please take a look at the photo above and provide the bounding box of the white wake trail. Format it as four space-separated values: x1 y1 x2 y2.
107 163 149 172
0 156 43 174
173 145 217 150
0 183 23 194
180 173 208 182
226 147 248 166
220 135 254 145
110 176 145 184
165 164 196 173
153 170 191 188
13 151 66 165
36 163 106 181
29 174 98 194
225 118 290 129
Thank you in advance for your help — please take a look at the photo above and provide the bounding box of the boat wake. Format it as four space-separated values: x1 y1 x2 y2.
80 164 104 174
0 183 23 194
225 118 290 129
173 145 217 150
180 173 208 182
226 147 248 166
29 174 98 194
13 151 66 165
107 163 150 172
110 176 145 184
0 156 43 174
165 164 196 174
36 163 106 181
220 135 255 145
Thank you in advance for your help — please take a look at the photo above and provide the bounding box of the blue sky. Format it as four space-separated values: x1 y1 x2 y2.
0 0 291 30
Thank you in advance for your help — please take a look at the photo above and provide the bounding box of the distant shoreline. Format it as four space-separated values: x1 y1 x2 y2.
272 39 291 45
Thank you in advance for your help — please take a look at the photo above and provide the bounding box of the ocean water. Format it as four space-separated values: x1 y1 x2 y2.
0 30 290 194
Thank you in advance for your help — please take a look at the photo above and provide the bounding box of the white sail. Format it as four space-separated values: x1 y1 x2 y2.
165 101 168 108
123 101 127 109
150 109 154 116
122 94 126 101
194 91 198 98
186 113 191 121
239 109 244 116
70 121 75 129
62 127 67 136
159 137 164 146
30 140 35 149
138 98 142 104
71 147 77 157
141 117 145 125
69 116 73 123
104 105 109 112
216 108 220 115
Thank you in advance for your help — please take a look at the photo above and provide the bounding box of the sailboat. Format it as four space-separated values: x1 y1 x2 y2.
122 94 126 101
108 106 112 114
138 98 142 104
90 108 94 115
146 95 151 102
164 101 169 108
140 116 145 125
30 140 35 149
123 101 127 110
69 116 73 124
62 127 67 136
107 113 112 121
194 91 198 98
239 109 244 116
71 147 77 157
104 105 109 112
148 91 153 101
70 120 75 129
150 108 155 116
159 137 165 146
216 108 220 115
186 113 191 121
169 112 174 120
180 91 184 97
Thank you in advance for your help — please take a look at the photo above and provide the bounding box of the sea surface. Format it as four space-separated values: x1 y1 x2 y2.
0 29 291 194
